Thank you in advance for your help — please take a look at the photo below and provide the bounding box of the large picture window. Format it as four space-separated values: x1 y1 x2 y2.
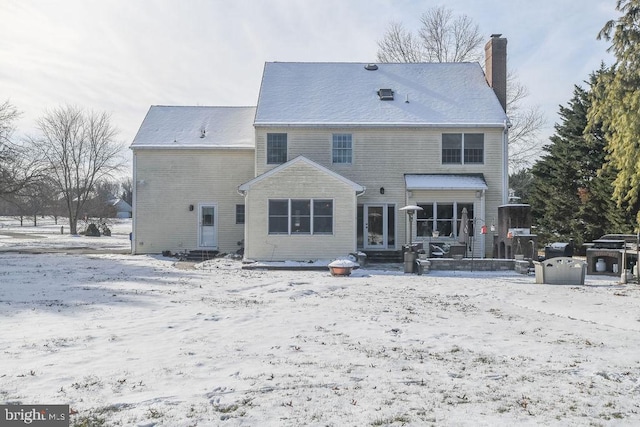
442 133 484 164
267 133 287 164
416 202 474 238
268 199 333 235
332 134 352 164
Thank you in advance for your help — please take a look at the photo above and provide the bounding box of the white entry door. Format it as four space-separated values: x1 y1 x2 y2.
198 204 217 248
364 205 387 249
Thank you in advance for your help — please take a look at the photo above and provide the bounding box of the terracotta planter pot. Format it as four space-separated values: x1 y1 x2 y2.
329 266 353 276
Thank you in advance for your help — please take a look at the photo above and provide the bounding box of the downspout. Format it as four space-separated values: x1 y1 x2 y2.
237 187 248 260
502 119 511 205
131 151 137 255
355 187 366 253
480 189 486 257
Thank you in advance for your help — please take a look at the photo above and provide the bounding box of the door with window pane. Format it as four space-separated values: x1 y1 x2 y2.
360 204 395 249
199 205 217 247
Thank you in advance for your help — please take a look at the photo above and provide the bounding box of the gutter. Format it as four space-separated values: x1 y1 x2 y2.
253 122 507 129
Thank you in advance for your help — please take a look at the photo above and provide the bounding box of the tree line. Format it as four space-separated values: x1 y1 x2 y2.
377 3 640 247
5 2 640 244
0 103 127 233
513 0 640 247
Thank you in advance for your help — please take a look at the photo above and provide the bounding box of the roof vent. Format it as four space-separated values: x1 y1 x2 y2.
200 129 206 138
377 88 394 101
364 63 378 71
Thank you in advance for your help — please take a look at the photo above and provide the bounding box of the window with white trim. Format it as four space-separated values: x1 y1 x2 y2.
442 133 484 164
268 199 333 235
332 134 352 164
235 204 245 224
267 133 287 164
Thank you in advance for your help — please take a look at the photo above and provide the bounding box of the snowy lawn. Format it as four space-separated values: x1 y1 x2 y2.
1 219 640 426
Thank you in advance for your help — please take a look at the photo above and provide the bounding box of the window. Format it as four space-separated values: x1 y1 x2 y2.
313 200 333 234
291 200 311 234
235 204 245 224
442 134 462 164
268 200 289 234
202 207 215 226
267 133 287 164
464 134 484 164
332 134 352 164
416 204 434 237
442 133 484 164
416 202 474 238
436 204 454 236
268 199 333 235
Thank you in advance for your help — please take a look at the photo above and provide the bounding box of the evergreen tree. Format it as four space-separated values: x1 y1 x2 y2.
590 0 640 226
530 69 633 247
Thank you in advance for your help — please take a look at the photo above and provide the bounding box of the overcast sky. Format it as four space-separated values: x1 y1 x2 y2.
1 0 617 165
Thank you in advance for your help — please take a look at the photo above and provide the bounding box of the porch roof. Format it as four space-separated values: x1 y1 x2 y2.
405 174 488 191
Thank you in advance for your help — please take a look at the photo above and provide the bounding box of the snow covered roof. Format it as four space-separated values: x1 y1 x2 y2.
107 198 132 212
405 174 488 190
255 62 508 127
131 106 256 149
238 156 365 193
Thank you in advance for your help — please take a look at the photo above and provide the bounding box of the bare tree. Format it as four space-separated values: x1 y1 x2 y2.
506 74 545 171
375 6 545 170
0 100 42 197
377 7 483 63
0 100 19 146
28 105 125 234
376 22 425 63
418 6 483 63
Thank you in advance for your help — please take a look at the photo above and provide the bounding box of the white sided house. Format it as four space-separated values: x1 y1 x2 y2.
131 35 510 262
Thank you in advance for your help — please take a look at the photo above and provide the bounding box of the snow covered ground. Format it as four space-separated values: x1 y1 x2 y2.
1 217 640 426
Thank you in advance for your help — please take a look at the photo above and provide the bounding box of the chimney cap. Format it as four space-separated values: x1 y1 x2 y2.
490 33 503 38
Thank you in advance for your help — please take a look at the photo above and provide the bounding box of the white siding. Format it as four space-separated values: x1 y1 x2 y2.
133 149 254 254
255 126 504 257
243 161 358 261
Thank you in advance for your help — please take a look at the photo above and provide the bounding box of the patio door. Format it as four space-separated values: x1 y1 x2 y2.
364 205 387 249
198 204 217 248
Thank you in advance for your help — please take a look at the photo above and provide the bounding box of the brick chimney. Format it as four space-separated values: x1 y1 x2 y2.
485 34 507 112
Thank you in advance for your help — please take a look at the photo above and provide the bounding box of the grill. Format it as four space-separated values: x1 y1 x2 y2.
544 241 573 259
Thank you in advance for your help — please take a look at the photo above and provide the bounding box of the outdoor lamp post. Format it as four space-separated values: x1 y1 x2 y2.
399 205 423 246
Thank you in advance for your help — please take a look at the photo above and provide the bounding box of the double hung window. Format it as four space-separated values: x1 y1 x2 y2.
267 133 287 164
442 133 484 164
332 134 352 164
